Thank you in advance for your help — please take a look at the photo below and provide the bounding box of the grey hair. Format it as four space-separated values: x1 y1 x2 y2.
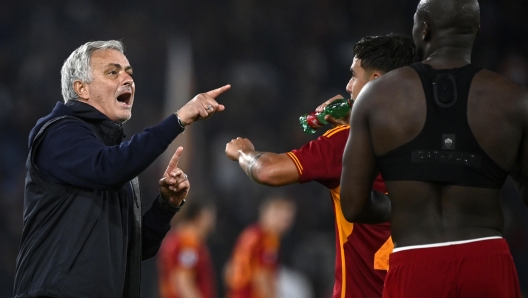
60 40 125 103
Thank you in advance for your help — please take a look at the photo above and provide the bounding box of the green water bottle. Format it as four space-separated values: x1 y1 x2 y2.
299 98 352 133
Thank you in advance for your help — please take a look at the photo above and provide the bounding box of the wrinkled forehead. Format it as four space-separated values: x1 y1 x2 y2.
90 49 130 69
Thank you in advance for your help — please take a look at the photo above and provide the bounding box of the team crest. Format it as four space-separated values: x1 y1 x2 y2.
442 134 455 150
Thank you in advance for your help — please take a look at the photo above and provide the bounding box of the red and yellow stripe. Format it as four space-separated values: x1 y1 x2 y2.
286 152 303 175
322 125 350 138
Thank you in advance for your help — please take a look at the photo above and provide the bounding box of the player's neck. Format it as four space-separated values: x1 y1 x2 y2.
179 222 208 240
259 222 280 237
422 44 472 69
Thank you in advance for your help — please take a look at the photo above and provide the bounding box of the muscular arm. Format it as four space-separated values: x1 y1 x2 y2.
511 150 528 207
511 92 528 207
340 85 391 224
238 151 299 186
226 138 299 186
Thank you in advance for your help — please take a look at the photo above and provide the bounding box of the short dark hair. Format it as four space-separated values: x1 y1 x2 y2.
353 34 416 74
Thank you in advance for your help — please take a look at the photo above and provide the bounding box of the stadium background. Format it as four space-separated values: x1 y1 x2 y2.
0 0 527 296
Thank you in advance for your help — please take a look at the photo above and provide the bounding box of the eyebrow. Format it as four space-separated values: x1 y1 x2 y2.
107 63 133 73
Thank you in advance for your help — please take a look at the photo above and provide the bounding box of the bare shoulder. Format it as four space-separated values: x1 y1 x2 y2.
367 66 418 92
472 69 528 121
352 66 427 155
475 69 524 93
355 66 422 111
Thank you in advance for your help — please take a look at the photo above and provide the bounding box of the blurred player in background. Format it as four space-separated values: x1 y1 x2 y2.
224 195 296 298
158 199 217 298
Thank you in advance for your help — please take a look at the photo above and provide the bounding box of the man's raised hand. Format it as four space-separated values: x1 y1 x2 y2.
159 146 190 207
176 84 231 125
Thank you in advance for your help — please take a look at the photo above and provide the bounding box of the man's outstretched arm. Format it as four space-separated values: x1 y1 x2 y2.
226 137 299 186
340 84 391 224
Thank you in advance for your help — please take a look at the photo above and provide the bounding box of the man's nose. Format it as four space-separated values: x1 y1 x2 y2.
346 82 352 94
123 77 133 86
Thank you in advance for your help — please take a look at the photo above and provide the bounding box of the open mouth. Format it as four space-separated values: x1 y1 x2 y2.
117 92 132 106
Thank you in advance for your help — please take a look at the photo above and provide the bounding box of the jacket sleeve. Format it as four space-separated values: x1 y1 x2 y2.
141 196 178 260
36 115 182 190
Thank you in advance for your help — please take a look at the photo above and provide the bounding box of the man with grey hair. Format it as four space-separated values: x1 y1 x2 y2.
14 40 230 297
340 0 524 297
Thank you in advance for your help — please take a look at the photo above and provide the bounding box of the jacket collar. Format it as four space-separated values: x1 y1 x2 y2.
65 100 117 123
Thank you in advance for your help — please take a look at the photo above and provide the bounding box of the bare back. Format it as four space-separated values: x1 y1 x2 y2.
361 64 528 247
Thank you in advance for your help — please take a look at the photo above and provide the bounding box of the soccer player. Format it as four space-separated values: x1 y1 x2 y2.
158 200 217 298
340 0 525 297
225 34 415 297
224 195 296 298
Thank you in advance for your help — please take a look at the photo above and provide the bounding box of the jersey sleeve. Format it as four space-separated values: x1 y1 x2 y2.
287 125 349 189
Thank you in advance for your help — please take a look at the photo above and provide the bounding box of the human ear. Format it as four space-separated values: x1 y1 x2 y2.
370 71 382 80
422 22 431 41
73 81 89 100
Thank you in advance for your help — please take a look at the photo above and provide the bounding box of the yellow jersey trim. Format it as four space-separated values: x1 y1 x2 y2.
286 152 303 175
323 125 350 138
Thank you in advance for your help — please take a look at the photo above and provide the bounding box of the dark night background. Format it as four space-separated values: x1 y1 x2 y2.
0 0 527 297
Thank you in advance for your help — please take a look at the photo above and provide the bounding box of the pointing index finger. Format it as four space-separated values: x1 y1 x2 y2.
164 146 183 177
205 84 231 98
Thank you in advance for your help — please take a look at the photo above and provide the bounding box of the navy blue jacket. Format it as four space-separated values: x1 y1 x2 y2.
14 101 184 297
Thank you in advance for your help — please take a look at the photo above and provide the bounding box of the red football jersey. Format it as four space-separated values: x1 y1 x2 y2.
225 225 280 298
287 125 392 298
157 227 216 298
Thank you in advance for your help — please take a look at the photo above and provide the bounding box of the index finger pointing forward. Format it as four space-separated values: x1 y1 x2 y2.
164 146 184 177
205 84 231 98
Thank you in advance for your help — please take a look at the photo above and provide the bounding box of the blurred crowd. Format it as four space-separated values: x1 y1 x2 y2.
1 0 527 297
